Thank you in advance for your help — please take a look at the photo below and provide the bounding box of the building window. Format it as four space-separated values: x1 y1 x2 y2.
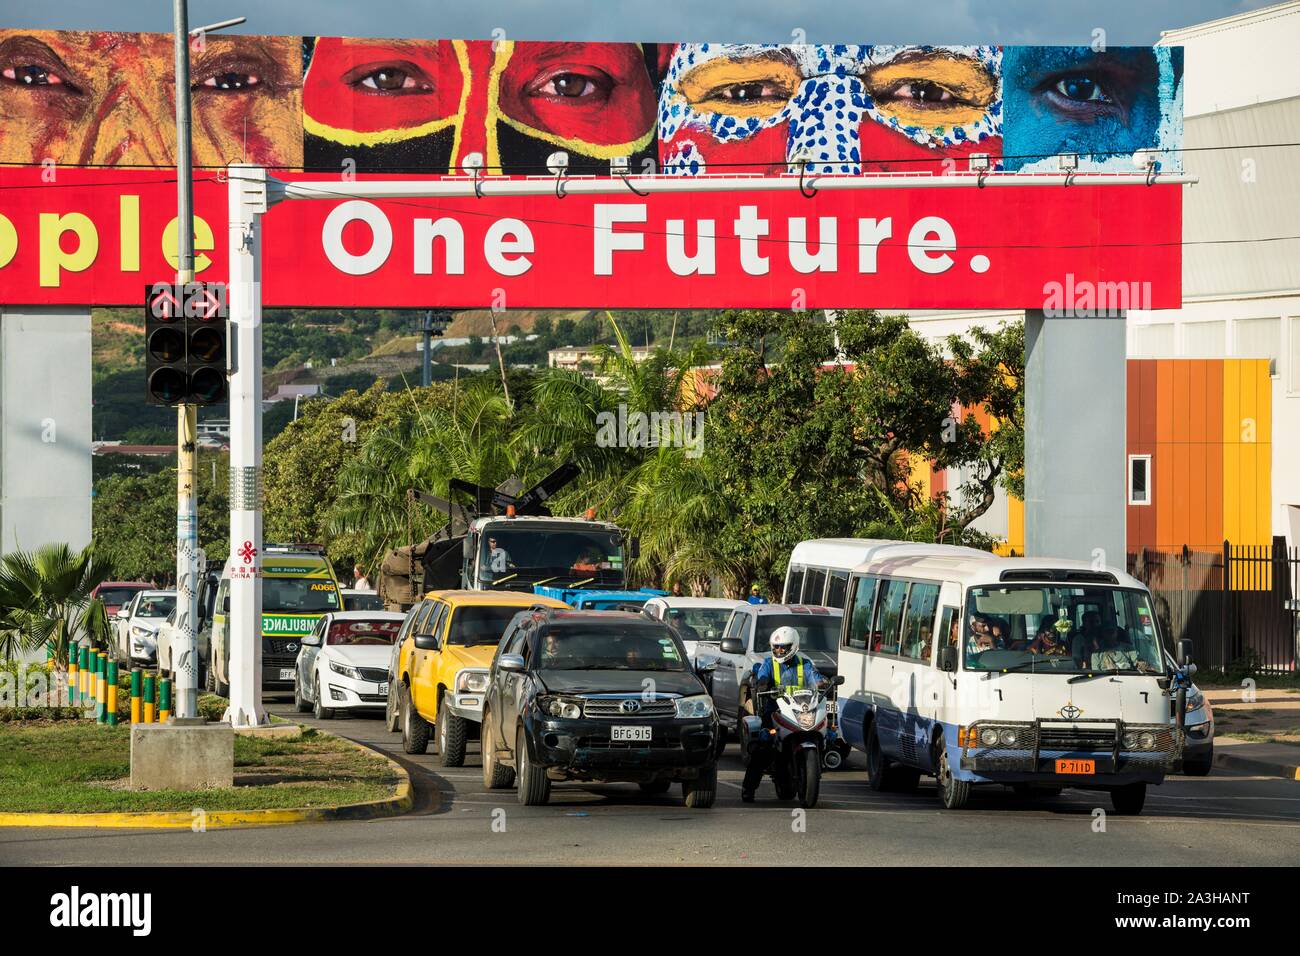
1128 455 1152 506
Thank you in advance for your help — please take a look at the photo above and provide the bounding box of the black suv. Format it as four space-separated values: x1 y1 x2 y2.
481 609 719 807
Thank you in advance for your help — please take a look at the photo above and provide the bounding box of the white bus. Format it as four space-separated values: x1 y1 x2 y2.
835 547 1189 815
783 538 986 608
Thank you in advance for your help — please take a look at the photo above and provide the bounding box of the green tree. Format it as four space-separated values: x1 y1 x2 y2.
0 543 113 665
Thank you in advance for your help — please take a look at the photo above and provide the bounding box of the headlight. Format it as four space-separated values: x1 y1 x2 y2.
538 696 582 719
329 660 360 680
455 670 489 693
674 694 715 719
131 625 154 638
979 728 1001 747
797 711 816 729
1122 732 1138 749
1185 689 1205 712
1138 732 1156 750
998 729 1019 747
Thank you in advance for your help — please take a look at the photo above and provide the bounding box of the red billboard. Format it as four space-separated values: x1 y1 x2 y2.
0 167 1181 309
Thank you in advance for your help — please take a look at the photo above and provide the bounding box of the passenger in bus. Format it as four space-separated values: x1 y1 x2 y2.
1028 627 1069 656
1090 627 1158 672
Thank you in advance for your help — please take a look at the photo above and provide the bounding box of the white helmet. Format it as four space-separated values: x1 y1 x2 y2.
769 626 800 659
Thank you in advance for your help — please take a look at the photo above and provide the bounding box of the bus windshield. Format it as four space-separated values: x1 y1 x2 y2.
479 527 625 587
961 585 1166 675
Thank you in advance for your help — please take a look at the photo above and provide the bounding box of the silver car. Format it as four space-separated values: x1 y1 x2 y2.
710 603 843 735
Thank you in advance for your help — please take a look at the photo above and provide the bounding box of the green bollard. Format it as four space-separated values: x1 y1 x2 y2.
97 651 107 724
79 645 90 704
143 672 156 723
130 668 142 724
158 676 172 723
106 661 118 726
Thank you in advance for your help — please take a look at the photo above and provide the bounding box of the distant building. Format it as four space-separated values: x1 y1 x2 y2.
548 345 656 378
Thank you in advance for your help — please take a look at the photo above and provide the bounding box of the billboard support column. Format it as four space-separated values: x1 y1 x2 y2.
1024 309 1127 567
223 164 268 727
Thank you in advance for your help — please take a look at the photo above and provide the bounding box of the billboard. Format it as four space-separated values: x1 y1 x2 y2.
0 30 1185 308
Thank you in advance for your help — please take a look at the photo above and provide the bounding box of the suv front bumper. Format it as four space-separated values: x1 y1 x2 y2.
528 715 717 782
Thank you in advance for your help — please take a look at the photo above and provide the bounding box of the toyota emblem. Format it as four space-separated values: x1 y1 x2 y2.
1058 704 1082 719
619 699 642 714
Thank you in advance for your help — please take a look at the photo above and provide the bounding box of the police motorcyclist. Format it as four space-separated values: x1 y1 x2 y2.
741 626 826 802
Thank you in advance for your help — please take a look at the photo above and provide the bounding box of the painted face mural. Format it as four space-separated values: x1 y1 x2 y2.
303 38 658 174
0 30 302 167
657 43 1003 175
1000 46 1183 171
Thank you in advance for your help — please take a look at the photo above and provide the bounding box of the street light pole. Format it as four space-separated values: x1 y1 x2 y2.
172 5 247 721
172 0 200 721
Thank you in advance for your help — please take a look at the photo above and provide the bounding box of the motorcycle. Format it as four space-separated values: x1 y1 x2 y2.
742 675 844 808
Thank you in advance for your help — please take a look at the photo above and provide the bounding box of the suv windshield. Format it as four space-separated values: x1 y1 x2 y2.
537 625 687 672
754 614 842 653
262 577 340 613
450 606 531 647
664 607 732 643
136 595 175 618
962 585 1166 675
479 527 625 587
100 587 145 606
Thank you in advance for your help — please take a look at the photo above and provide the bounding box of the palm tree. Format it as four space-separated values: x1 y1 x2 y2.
0 543 114 666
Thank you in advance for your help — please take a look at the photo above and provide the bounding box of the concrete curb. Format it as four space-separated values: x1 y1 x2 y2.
0 729 413 830
1212 747 1300 781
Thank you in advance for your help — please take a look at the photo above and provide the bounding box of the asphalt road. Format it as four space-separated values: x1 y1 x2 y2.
3 693 1298 866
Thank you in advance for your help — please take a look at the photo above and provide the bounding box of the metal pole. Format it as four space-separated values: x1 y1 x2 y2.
224 164 268 727
173 0 199 720
422 311 433 388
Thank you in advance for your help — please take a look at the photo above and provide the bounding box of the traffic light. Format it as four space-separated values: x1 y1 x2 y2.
144 283 228 406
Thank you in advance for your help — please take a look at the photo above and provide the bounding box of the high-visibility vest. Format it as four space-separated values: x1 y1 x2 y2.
771 654 805 691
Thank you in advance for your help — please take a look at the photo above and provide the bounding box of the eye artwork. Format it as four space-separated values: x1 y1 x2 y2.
0 30 1181 176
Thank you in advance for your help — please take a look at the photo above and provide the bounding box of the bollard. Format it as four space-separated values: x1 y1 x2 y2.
143 672 156 724
79 645 90 701
130 668 142 724
106 661 118 726
158 676 172 723
96 652 107 724
69 654 80 708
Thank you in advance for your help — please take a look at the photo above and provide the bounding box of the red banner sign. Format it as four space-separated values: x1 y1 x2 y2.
0 168 1181 309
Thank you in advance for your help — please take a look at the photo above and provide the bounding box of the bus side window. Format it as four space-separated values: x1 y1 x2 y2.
875 580 908 656
900 583 940 661
938 606 960 652
826 570 849 610
784 565 805 604
803 567 827 606
845 576 877 650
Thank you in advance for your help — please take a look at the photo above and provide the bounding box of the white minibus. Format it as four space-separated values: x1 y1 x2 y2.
835 547 1190 815
783 538 986 608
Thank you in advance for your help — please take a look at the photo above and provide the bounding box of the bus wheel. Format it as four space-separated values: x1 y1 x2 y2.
936 746 971 810
1110 782 1147 815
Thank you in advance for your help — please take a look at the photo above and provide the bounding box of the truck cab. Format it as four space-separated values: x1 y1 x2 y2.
462 515 635 592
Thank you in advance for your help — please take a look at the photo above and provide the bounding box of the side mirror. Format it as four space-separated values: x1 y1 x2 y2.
1176 638 1194 667
221 596 230 614
462 537 473 559
937 645 958 673
719 638 744 655
498 654 526 673
116 609 129 620
301 634 321 647
413 633 439 651
833 675 845 686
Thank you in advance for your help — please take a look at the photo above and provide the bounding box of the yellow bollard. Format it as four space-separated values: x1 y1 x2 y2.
143 671 156 723
130 668 142 724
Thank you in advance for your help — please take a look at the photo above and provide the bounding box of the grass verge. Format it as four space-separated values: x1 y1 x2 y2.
0 721 398 813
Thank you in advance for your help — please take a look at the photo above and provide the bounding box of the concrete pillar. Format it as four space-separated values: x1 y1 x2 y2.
0 306 92 555
1023 309 1126 567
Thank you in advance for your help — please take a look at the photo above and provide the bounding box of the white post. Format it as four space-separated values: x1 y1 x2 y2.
224 164 268 727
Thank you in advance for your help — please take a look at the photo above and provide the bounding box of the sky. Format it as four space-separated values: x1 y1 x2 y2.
4 0 1280 46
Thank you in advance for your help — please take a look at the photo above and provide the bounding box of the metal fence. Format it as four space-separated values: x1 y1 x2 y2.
1128 539 1300 674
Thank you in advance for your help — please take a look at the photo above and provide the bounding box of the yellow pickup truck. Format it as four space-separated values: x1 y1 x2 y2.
392 590 568 765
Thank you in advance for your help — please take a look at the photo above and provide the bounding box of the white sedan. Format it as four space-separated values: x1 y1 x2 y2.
113 589 177 665
641 596 744 661
294 611 405 719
